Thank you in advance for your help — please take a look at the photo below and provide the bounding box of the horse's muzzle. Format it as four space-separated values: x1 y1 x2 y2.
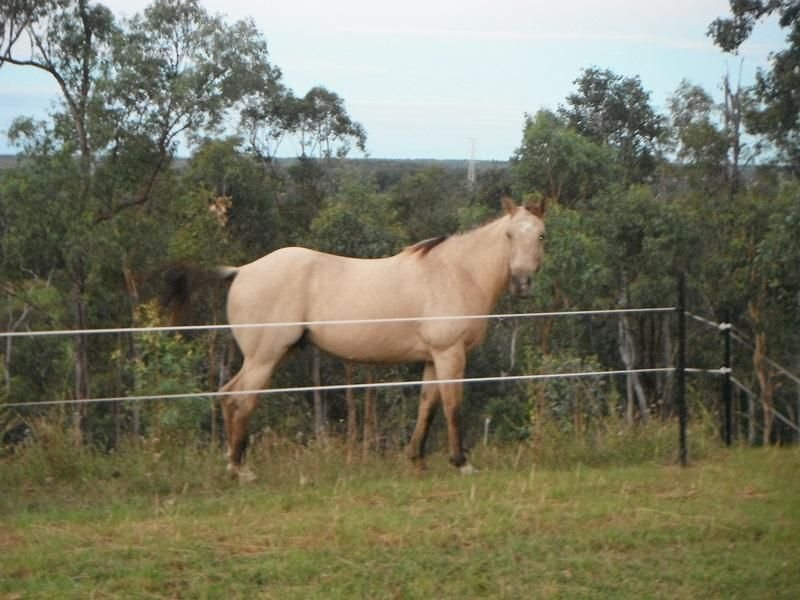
511 274 533 297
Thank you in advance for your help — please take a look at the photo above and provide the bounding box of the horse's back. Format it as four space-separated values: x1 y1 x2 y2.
225 245 490 363
227 246 416 325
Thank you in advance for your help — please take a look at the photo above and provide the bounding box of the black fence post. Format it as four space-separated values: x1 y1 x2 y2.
721 313 733 446
677 273 688 467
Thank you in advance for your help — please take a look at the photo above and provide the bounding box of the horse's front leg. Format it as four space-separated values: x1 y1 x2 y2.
406 361 441 471
433 347 476 474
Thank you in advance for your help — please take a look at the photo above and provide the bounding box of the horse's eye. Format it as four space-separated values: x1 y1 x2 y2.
539 234 545 241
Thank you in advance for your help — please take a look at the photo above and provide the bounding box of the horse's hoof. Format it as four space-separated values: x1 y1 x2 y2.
460 463 479 475
227 463 257 484
409 456 427 474
237 467 257 484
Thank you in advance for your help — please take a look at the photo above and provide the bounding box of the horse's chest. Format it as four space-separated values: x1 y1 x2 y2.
464 321 489 350
422 318 488 353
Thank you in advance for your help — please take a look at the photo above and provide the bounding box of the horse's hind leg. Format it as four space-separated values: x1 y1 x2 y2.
220 359 279 482
406 362 440 471
219 371 242 459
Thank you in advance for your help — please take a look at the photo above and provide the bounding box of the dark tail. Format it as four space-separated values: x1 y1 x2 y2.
162 263 238 325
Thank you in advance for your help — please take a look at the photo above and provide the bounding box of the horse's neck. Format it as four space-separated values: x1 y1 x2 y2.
441 216 510 310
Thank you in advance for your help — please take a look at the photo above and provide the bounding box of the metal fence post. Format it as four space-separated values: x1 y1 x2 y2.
677 274 688 466
721 314 733 446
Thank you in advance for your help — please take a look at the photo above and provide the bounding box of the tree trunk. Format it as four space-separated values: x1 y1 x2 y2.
748 297 775 445
312 348 326 440
660 313 674 418
72 264 90 445
539 317 554 355
4 298 32 399
747 387 758 445
345 363 358 461
363 370 378 458
618 314 649 424
752 330 775 445
121 259 142 438
723 64 743 201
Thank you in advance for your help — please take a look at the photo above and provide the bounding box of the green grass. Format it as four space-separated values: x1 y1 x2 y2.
1 428 799 599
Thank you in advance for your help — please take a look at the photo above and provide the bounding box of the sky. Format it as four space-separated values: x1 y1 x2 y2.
0 0 787 160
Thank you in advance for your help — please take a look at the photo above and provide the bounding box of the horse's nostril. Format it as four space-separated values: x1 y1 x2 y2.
512 274 533 295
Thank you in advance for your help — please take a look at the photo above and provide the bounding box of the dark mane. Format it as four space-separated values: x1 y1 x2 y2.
406 235 449 257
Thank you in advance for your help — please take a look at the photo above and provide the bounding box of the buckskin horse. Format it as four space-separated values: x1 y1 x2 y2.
169 195 546 481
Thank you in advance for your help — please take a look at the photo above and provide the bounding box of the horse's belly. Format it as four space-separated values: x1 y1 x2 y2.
308 324 430 364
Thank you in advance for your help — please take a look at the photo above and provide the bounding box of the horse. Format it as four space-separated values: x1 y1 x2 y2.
169 195 546 481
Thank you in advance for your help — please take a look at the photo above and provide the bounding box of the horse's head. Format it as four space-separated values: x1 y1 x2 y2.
502 195 546 297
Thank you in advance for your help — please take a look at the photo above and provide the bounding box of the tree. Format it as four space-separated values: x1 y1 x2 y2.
389 166 463 241
667 80 731 193
0 0 281 441
1 0 116 169
101 0 279 217
709 1 800 172
184 138 283 258
511 109 618 207
1 0 118 436
308 177 406 259
294 87 367 161
716 185 799 443
560 67 666 183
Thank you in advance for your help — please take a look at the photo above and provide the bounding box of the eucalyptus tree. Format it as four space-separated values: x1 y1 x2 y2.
709 0 800 172
698 184 800 444
294 86 367 161
388 166 463 242
0 0 282 439
510 109 619 207
560 67 666 184
667 81 731 192
707 2 800 440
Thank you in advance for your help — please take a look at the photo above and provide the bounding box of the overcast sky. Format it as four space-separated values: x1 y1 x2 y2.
0 0 786 160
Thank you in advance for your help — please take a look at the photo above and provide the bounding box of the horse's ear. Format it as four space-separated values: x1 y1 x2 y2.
525 197 546 219
501 195 518 215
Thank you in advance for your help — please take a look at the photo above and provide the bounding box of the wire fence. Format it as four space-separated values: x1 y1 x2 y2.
0 307 676 339
2 368 678 409
3 304 798 446
1 306 680 410
688 311 800 441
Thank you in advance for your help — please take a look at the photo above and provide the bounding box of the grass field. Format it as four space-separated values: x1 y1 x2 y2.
1 426 799 599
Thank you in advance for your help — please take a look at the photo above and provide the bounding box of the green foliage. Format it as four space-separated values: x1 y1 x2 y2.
511 109 619 206
308 176 407 258
184 138 283 258
388 166 464 241
110 0 277 148
2 1 799 454
526 352 616 432
294 87 368 159
123 301 209 439
709 1 800 171
667 80 731 190
532 201 612 310
560 67 666 183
